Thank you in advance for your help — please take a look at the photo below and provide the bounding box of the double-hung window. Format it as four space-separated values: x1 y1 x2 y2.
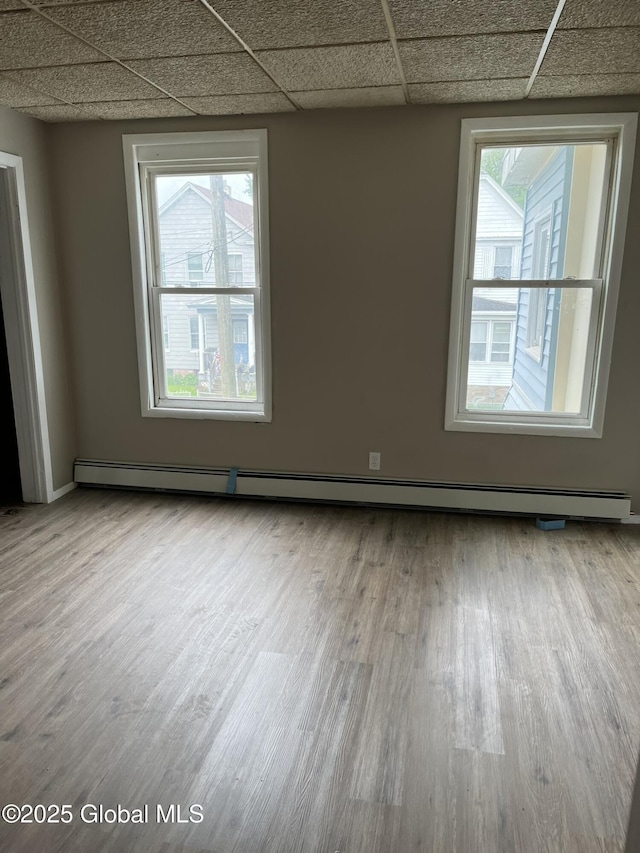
446 113 637 436
123 130 270 420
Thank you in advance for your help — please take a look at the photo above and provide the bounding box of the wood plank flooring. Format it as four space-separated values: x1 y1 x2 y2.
1 487 639 852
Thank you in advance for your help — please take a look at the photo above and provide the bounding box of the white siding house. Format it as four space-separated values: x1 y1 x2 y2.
468 173 523 399
159 182 256 386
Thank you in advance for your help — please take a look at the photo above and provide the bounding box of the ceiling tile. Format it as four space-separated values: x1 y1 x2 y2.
81 98 196 119
0 72 60 106
409 78 528 103
388 0 557 38
530 73 640 99
208 0 389 49
22 103 95 121
46 0 241 61
10 62 162 102
292 86 406 108
0 10 103 70
128 54 278 97
182 92 295 114
256 43 399 91
541 28 640 76
558 0 640 29
398 33 543 83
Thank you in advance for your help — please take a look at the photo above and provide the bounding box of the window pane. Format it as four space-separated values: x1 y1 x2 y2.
187 252 203 281
469 321 487 361
492 322 511 342
470 321 488 342
189 316 199 351
160 293 256 401
493 245 513 278
474 143 609 280
467 287 593 413
155 173 255 288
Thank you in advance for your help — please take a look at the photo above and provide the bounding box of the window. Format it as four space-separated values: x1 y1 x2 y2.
491 321 512 363
470 321 488 362
493 246 513 279
228 253 243 284
469 319 514 364
189 316 199 351
446 113 637 437
187 252 204 282
163 316 170 351
233 318 248 344
526 215 551 354
123 130 270 420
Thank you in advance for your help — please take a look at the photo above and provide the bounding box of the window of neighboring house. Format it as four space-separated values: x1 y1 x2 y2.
228 253 243 284
233 318 248 344
470 319 513 364
446 113 637 436
189 316 199 351
123 129 270 421
163 316 170 351
493 246 513 279
526 216 551 354
469 320 488 362
491 321 512 363
187 252 204 282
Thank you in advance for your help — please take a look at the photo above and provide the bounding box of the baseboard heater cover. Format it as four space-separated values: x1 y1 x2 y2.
73 460 631 520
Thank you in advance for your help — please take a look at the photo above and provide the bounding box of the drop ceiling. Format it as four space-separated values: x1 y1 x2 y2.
0 0 638 121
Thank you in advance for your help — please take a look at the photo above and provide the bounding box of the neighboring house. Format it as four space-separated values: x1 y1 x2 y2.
468 173 523 406
473 172 523 280
502 143 605 412
159 182 256 386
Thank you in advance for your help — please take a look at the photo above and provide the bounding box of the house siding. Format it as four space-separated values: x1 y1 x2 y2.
507 148 572 411
474 174 523 281
159 186 256 373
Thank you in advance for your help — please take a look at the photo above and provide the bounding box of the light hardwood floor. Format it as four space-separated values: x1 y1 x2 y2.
1 487 639 852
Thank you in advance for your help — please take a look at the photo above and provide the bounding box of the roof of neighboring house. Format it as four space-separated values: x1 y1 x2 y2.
472 295 516 313
159 181 254 231
479 172 525 220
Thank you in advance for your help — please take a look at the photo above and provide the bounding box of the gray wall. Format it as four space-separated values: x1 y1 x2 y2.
47 96 640 507
0 105 75 493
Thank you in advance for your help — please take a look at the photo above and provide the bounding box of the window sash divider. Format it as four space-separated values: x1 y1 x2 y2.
467 278 603 290
151 286 259 297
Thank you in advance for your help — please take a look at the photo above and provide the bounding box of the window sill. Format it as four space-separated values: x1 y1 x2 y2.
445 415 601 438
524 345 542 362
143 405 271 422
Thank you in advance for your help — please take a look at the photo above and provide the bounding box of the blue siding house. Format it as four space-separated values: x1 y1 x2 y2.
504 147 573 412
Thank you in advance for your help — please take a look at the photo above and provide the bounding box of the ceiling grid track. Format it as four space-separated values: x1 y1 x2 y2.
379 0 410 103
0 69 97 117
17 0 200 115
195 0 303 110
525 0 567 97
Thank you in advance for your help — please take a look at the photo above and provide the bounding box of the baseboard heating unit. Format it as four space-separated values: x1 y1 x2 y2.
73 459 631 521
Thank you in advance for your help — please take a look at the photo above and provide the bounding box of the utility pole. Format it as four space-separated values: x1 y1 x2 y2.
209 174 236 397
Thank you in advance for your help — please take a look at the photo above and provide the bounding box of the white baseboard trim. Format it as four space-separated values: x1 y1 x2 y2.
49 481 77 502
73 459 632 521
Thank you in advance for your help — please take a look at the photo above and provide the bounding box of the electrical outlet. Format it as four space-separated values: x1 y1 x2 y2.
369 451 381 471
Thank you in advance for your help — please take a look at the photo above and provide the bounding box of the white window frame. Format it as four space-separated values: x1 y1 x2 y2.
445 113 637 438
123 130 271 421
469 317 515 365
